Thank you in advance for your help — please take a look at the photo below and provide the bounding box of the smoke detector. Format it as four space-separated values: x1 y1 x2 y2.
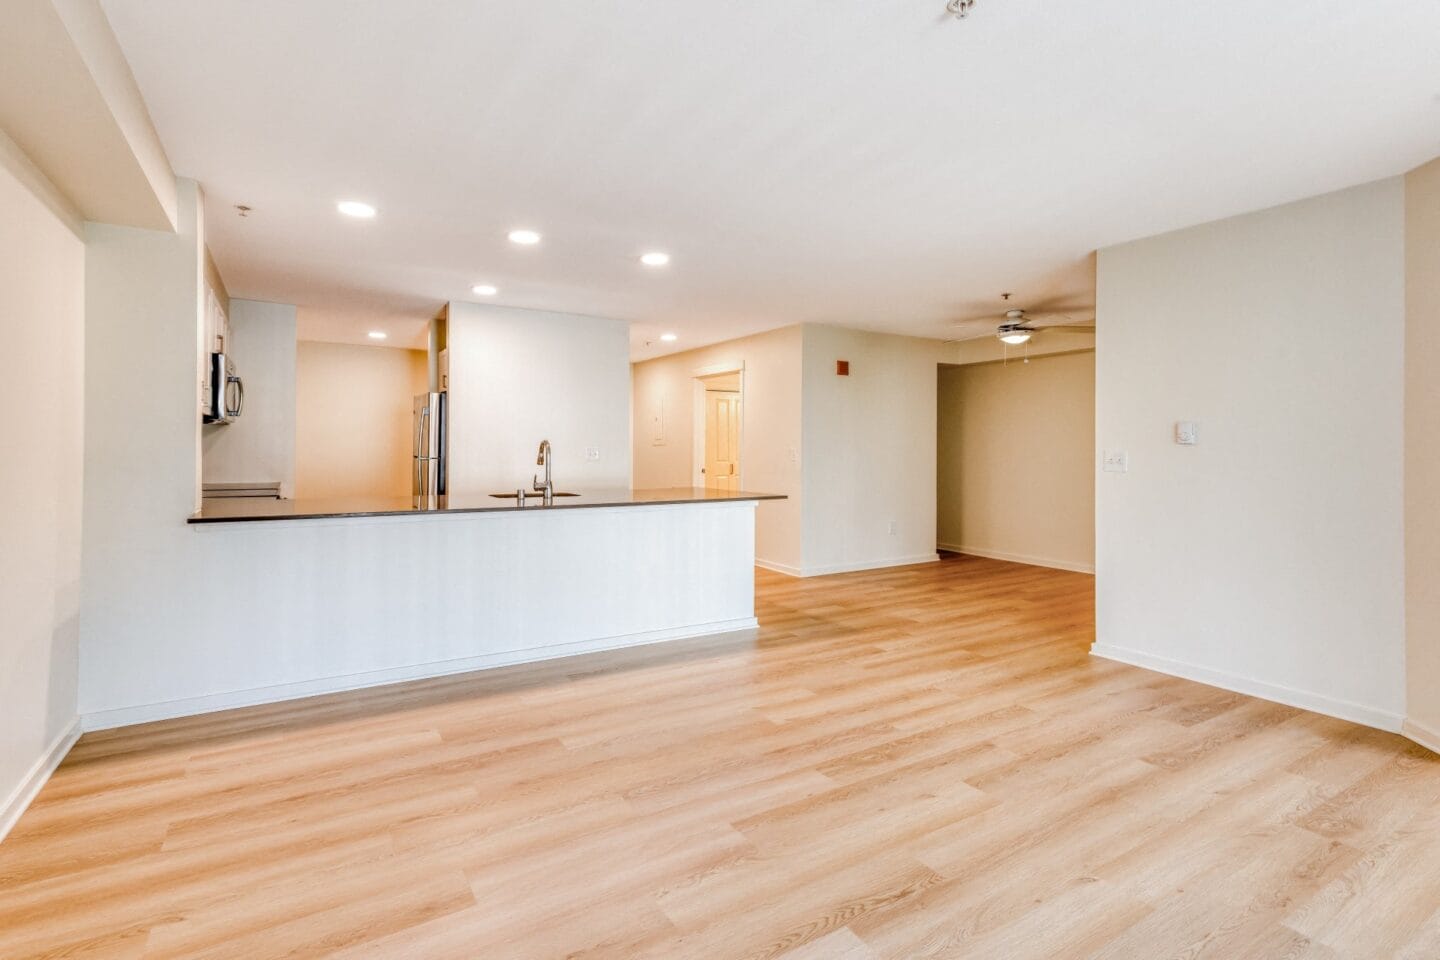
946 0 976 18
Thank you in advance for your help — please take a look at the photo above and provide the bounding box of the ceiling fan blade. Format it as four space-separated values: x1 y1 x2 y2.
1025 311 1093 325
1032 324 1096 333
1023 297 1096 316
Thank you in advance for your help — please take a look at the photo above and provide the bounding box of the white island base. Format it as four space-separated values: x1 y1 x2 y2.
81 496 766 730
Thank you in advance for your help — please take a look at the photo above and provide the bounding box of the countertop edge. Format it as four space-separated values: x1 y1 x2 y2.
188 492 787 525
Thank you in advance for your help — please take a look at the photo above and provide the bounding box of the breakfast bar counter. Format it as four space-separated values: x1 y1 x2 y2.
85 487 784 730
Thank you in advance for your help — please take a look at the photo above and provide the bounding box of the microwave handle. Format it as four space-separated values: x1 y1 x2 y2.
227 375 244 417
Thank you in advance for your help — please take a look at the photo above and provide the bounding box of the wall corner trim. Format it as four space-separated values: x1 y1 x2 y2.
0 719 81 844
1402 719 1440 757
1090 643 1404 734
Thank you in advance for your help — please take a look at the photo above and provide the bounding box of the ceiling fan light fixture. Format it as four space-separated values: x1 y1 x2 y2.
998 330 1032 345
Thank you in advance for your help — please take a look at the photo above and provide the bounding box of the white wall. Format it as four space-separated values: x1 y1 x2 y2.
800 324 946 576
79 178 206 715
295 341 427 499
0 130 85 839
202 299 296 496
632 325 804 572
1094 177 1407 730
1405 157 1440 751
446 302 631 496
937 351 1096 573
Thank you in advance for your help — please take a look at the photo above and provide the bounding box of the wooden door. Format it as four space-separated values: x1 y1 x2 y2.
705 391 741 493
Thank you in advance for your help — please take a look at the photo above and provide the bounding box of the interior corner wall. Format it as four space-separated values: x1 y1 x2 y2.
1094 176 1407 731
1404 157 1440 751
800 324 947 576
0 131 85 839
937 351 1096 573
631 325 804 573
445 302 631 497
202 299 297 497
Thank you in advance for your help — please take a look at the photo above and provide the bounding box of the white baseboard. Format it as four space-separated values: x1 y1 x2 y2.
1403 718 1440 756
937 543 1095 575
756 554 939 578
1090 643 1403 733
803 553 940 577
82 617 759 732
755 558 803 577
1 719 80 844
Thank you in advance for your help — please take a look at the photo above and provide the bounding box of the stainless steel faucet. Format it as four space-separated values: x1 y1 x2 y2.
533 439 553 504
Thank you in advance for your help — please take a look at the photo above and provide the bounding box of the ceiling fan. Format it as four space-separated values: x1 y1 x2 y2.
952 294 1096 346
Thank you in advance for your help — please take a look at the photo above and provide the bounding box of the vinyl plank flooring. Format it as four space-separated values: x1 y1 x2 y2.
2 554 1437 959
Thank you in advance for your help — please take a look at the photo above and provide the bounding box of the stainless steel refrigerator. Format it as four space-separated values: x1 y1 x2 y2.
413 392 446 501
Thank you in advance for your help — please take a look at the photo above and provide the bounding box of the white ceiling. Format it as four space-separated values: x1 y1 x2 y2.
101 0 1440 358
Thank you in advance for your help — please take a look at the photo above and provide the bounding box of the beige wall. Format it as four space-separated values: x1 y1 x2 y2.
633 325 803 571
295 341 427 498
634 323 950 576
0 130 84 837
1405 157 1440 749
1095 176 1406 730
938 351 1096 572
801 324 949 575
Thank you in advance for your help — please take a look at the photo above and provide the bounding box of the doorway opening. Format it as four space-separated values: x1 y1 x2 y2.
935 350 1097 573
692 368 743 493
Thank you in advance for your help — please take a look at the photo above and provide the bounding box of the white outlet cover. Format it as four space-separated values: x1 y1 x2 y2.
1102 450 1129 473
585 447 601 461
1174 421 1199 445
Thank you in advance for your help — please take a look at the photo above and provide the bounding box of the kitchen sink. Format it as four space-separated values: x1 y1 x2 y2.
488 491 580 499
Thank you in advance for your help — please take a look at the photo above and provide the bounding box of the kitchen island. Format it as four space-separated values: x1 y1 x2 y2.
83 488 783 730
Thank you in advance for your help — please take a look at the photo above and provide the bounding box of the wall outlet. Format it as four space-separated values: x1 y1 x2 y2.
1102 450 1129 473
887 520 897 535
585 447 601 461
1174 421 1199 445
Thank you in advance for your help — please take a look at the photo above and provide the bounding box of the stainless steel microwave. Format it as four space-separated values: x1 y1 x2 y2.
203 352 244 424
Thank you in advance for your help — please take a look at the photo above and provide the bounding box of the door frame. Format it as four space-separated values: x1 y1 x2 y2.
691 361 745 490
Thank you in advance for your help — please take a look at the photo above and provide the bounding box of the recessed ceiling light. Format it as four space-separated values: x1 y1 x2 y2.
508 229 541 246
640 252 671 267
367 331 388 340
471 284 498 296
659 332 678 342
337 200 377 219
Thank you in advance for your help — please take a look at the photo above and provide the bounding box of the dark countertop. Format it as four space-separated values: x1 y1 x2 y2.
188 487 786 524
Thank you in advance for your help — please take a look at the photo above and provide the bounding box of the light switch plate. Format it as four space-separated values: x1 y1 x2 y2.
1174 421 1199 445
1102 450 1128 473
585 447 600 461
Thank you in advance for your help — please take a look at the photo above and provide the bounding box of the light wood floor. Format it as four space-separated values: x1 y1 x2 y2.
4 555 1439 959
